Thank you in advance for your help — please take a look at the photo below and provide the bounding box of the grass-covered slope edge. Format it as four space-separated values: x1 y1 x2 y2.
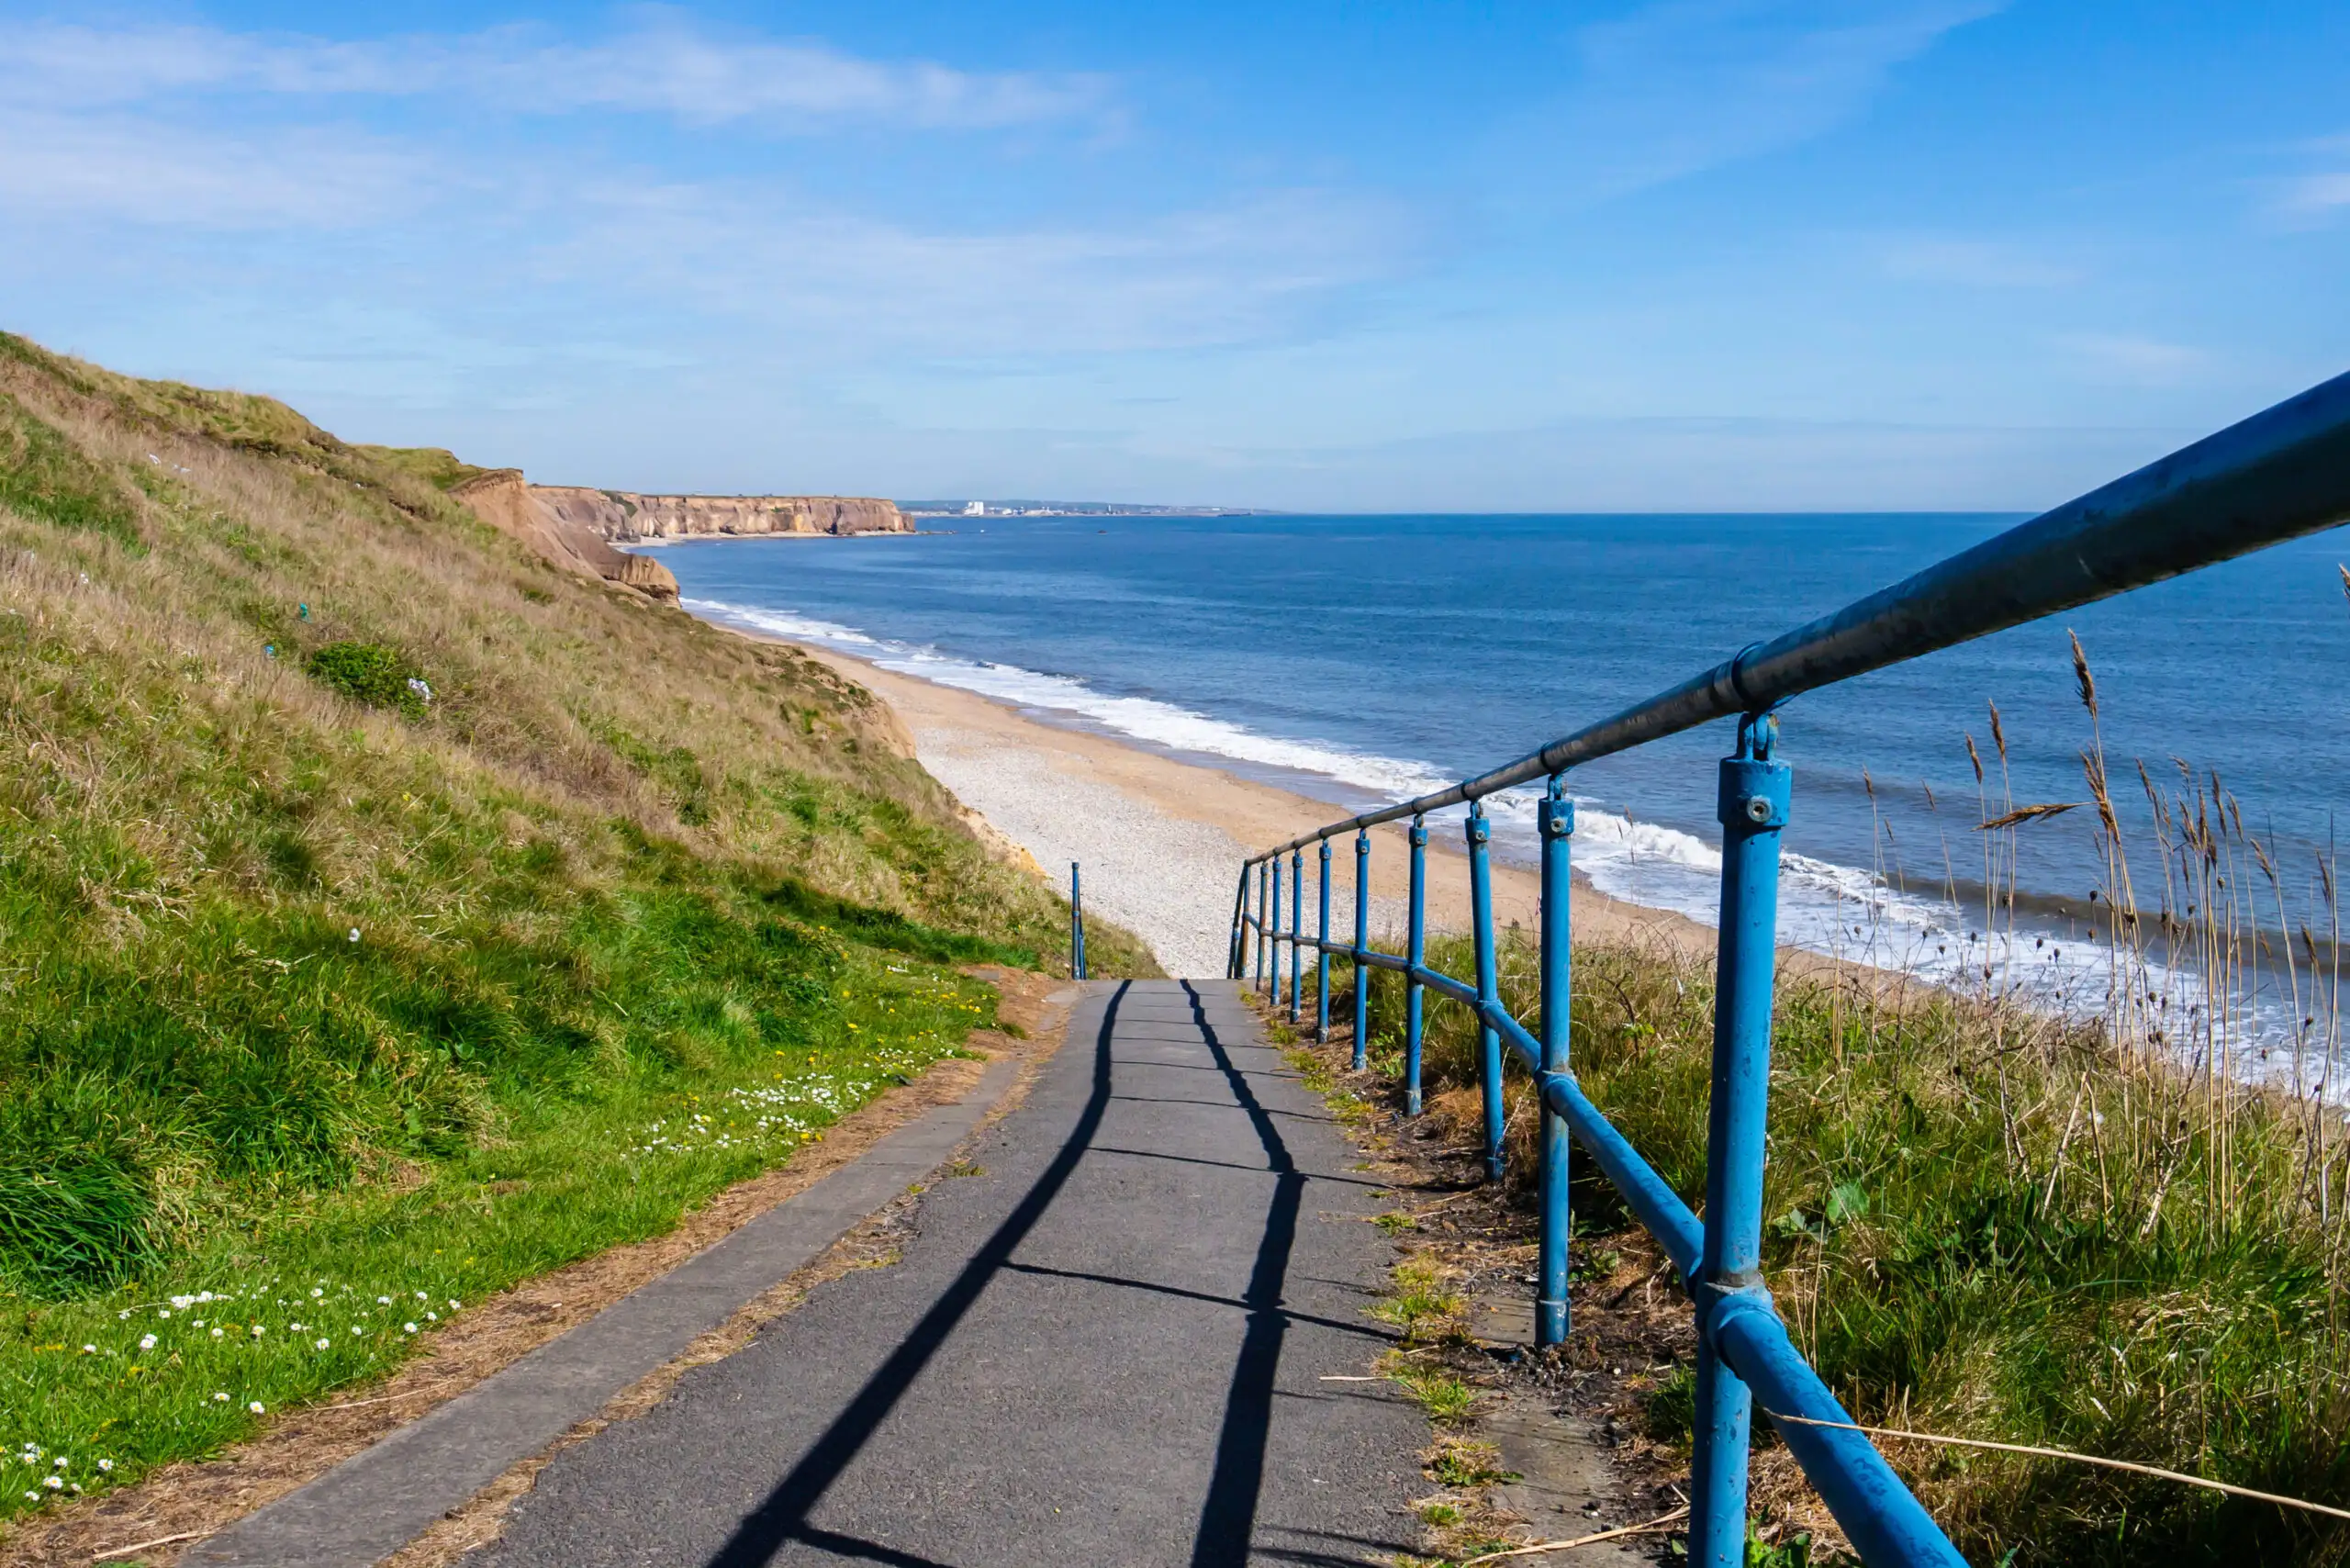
0 330 1152 1520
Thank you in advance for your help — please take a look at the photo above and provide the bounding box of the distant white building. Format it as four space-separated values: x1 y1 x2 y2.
964 500 987 516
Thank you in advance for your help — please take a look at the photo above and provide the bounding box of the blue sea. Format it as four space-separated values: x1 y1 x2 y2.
652 512 2350 1031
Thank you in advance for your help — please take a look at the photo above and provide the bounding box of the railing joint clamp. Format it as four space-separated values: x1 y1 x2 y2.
1695 1275 1777 1343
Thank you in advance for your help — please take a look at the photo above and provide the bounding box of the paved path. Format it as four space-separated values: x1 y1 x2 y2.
484 979 1425 1568
197 1057 1033 1568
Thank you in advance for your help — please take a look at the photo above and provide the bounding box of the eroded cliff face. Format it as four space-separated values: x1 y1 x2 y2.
450 470 681 604
532 487 909 541
450 476 905 604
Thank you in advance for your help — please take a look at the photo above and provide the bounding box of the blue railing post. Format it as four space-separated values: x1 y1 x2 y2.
1269 854 1283 1006
1351 830 1372 1070
1209 364 2350 1565
1316 840 1333 1042
1289 848 1305 1025
1467 805 1505 1182
1690 714 1792 1568
1254 860 1269 994
1405 816 1427 1114
1538 779 1575 1348
1070 862 1087 980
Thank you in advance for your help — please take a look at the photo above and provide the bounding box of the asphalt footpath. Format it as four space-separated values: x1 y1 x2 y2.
483 978 1426 1568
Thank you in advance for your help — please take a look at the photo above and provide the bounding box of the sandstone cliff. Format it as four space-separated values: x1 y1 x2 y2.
532 487 909 542
450 469 681 604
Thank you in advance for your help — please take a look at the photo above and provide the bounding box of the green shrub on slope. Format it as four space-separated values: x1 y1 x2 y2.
308 639 431 716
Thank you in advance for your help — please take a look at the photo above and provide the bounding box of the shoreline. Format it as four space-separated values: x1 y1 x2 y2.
717 613 2340 1100
748 630 1713 977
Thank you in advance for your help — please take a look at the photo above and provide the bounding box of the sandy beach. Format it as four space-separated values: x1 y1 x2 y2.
787 644 1707 979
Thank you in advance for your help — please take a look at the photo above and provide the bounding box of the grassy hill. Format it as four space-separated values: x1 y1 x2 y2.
0 331 1151 1518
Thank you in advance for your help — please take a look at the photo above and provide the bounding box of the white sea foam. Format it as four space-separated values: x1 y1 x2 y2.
694 594 2020 952
688 593 2313 1066
686 597 1457 802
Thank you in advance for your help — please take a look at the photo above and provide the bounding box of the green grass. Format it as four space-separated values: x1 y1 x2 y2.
1371 1256 1470 1346
1 943 990 1507
1427 1439 1518 1487
1389 1363 1479 1424
0 393 141 550
1357 935 2350 1565
0 328 1158 1525
351 444 490 492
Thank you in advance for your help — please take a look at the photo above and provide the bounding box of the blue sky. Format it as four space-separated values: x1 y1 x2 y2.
3 2 2346 509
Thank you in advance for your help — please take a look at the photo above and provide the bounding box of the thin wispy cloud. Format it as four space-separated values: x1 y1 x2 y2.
2284 173 2350 214
1879 237 2084 288
0 2 2330 506
2059 331 2207 386
0 11 1371 353
543 183 1413 356
2250 132 2350 227
1503 0 2003 202
0 13 1113 130
0 106 427 228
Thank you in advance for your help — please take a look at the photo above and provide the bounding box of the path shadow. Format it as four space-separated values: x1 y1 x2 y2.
1183 979 1305 1568
700 979 1315 1568
703 984 1132 1568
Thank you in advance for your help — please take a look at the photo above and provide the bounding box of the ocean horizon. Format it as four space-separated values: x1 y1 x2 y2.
651 510 2350 1047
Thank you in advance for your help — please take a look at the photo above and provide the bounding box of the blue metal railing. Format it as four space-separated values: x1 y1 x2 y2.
1226 367 2350 1566
1069 861 1088 980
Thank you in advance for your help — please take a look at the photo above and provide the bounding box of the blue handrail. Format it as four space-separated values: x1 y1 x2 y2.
1227 366 2350 1567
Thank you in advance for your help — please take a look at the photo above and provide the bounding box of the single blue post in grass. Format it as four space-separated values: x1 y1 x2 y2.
1316 840 1334 1042
1538 778 1575 1348
1467 804 1505 1183
1269 854 1284 1007
1351 829 1372 1070
1405 816 1427 1114
1289 848 1305 1025
1690 713 1792 1568
1070 862 1087 980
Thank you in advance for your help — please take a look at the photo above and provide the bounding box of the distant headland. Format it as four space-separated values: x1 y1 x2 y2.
364 448 912 605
